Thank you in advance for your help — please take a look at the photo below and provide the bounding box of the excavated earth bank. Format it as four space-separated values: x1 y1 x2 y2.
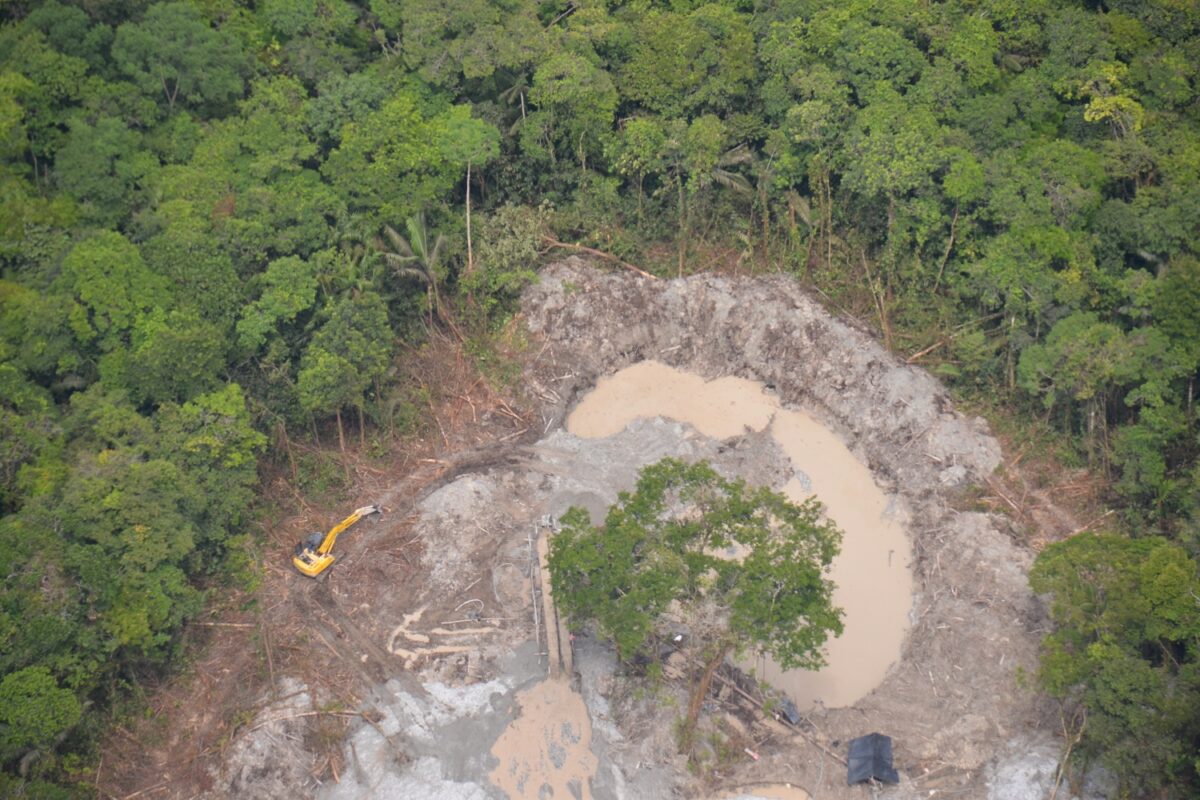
517 260 1048 797
213 259 1057 800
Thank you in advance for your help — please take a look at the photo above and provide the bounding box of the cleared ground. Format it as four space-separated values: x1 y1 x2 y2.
102 260 1069 800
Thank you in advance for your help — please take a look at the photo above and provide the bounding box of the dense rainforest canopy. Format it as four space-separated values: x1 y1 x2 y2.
0 0 1197 795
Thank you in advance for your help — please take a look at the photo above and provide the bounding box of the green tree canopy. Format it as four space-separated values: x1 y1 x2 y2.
378 0 549 88
111 2 249 114
322 91 498 226
57 231 170 358
0 666 81 758
549 458 842 747
235 254 319 353
619 5 757 119
53 115 157 227
1031 532 1200 795
525 52 617 169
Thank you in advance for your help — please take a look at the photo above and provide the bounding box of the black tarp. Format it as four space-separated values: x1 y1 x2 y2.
846 732 900 785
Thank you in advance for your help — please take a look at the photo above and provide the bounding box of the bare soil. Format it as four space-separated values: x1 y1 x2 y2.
518 260 1049 799
97 259 1085 800
96 337 540 799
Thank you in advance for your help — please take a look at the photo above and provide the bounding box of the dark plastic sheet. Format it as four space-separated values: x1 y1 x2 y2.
847 732 900 785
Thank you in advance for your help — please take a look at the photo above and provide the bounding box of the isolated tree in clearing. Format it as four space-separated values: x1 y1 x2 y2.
548 458 843 750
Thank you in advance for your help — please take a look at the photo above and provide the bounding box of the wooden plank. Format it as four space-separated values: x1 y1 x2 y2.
536 527 572 677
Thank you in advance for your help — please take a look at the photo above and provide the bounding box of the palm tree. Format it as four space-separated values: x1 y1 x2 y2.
376 212 461 338
496 70 530 134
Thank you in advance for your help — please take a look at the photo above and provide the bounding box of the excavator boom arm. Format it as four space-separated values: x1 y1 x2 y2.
317 504 381 555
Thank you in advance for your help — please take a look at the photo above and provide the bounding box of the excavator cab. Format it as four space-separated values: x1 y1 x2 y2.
295 531 325 555
292 504 381 578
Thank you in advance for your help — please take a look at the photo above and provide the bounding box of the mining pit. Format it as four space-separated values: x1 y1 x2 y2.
567 359 912 710
209 259 1063 800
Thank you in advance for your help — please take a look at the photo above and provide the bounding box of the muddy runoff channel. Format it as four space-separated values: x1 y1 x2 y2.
221 260 1047 800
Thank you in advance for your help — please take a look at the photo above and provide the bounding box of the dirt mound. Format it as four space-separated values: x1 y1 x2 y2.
524 260 1001 493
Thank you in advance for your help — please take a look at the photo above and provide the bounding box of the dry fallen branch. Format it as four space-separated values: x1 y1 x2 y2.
1068 509 1116 536
541 236 656 279
906 339 948 364
897 426 931 454
248 710 362 734
906 311 1007 363
691 661 849 767
985 478 1022 515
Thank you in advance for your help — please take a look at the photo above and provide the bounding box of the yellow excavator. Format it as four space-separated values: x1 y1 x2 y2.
292 504 381 578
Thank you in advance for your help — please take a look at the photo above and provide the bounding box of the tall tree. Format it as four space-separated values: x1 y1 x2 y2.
549 458 842 751
56 231 170 364
297 291 393 460
54 115 157 227
1031 532 1200 797
322 91 498 227
377 212 454 331
374 0 549 89
523 52 617 171
620 5 756 119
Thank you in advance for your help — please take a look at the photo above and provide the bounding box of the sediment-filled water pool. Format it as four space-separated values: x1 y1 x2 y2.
567 360 912 709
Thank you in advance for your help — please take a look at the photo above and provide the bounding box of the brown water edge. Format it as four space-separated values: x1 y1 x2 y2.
567 361 913 710
489 677 598 799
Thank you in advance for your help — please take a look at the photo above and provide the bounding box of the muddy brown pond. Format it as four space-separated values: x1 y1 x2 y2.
567 361 913 710
489 677 597 799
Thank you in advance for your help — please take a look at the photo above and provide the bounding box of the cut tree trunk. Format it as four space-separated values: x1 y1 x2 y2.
335 408 349 483
279 422 298 485
681 641 732 752
465 160 474 275
677 177 687 278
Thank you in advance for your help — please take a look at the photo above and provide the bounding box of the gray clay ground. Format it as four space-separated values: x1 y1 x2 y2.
210 260 1079 800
